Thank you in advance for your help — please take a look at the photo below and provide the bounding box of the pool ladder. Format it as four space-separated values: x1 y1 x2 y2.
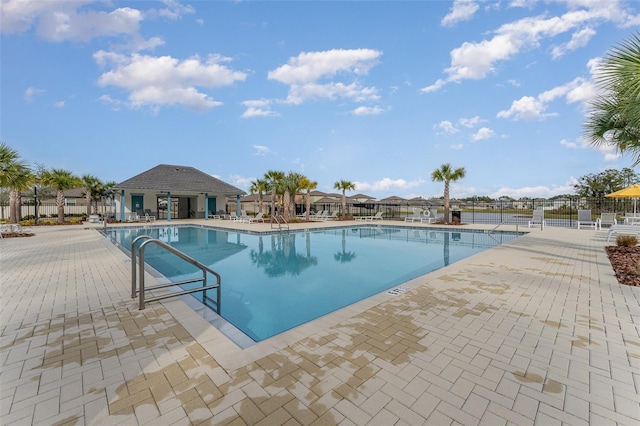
130 235 221 311
271 214 289 231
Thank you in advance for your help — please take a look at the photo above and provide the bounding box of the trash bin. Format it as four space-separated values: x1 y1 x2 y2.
451 210 461 223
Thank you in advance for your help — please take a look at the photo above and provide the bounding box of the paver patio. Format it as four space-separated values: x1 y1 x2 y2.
1 220 639 425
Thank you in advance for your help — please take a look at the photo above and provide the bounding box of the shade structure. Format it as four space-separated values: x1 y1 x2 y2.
606 184 640 214
605 184 640 198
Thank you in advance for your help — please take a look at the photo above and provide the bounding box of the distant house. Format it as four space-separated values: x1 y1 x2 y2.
113 164 245 221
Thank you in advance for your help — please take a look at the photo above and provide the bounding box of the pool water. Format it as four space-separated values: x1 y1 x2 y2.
107 225 520 342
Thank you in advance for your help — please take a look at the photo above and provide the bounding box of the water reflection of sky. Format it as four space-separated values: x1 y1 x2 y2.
108 226 519 342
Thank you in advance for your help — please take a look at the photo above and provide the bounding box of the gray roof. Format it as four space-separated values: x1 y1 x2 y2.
114 164 246 196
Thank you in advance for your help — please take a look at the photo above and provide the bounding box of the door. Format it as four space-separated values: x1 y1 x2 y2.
131 195 143 215
207 197 217 216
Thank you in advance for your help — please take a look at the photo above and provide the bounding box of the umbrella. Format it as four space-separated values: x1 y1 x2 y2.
606 184 640 214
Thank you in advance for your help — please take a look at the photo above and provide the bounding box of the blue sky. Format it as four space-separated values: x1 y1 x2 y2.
2 0 639 200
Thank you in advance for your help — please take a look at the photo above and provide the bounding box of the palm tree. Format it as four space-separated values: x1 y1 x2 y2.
264 170 285 216
81 174 101 216
299 176 317 221
431 163 466 224
585 31 640 165
282 172 304 220
249 178 269 214
42 169 81 224
334 180 356 219
0 143 32 223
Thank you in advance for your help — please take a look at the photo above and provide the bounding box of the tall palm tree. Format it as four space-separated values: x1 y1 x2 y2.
249 178 268 214
0 143 32 223
264 170 285 216
282 172 304 220
585 31 640 165
431 163 466 224
81 174 101 216
299 176 317 221
334 179 356 219
42 169 81 224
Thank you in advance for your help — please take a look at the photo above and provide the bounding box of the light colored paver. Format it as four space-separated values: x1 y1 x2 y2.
1 220 639 425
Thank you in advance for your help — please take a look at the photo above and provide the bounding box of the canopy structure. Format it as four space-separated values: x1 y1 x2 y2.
606 184 640 214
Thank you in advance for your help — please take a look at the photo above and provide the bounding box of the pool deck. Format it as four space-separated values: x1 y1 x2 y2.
1 219 639 425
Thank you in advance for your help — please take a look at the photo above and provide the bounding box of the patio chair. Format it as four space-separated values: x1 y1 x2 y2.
606 224 640 241
429 208 444 223
577 209 597 229
231 210 249 222
247 212 265 223
528 208 546 228
598 213 617 230
369 211 384 221
404 208 422 222
322 211 339 221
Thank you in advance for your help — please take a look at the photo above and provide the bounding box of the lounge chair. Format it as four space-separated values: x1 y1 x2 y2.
312 211 328 221
598 213 617 230
323 211 339 221
143 213 156 223
429 208 444 223
577 209 597 229
355 212 382 221
421 210 437 223
405 208 422 223
247 212 265 223
606 224 640 241
231 210 249 222
528 208 546 228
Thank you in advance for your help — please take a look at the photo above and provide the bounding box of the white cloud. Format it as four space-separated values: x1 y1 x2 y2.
241 99 278 118
54 100 65 108
551 27 596 59
436 120 458 134
0 0 193 43
229 174 253 191
496 95 552 120
560 138 577 149
489 179 578 199
441 0 480 27
252 145 271 156
268 48 382 105
351 106 384 116
354 177 425 192
24 87 45 102
450 143 464 150
470 127 495 141
421 2 636 92
458 116 484 128
498 59 600 120
94 52 246 111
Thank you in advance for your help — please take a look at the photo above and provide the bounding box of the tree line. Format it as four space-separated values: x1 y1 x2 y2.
0 143 115 224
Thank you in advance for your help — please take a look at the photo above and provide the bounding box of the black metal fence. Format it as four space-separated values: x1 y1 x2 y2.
3 197 636 227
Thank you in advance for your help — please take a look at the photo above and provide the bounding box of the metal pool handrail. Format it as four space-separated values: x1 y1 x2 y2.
130 235 221 311
270 214 289 231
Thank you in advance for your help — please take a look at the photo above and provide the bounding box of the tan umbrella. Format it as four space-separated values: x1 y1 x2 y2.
606 184 640 214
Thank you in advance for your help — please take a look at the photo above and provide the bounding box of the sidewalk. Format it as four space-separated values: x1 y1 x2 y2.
1 222 639 425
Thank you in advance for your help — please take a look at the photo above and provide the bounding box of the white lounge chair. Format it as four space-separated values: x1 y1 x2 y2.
231 210 249 222
577 209 597 229
368 212 384 221
322 211 339 221
606 224 640 241
598 213 617 230
143 213 156 223
429 208 444 223
247 212 265 223
356 212 382 221
405 208 422 223
528 209 546 228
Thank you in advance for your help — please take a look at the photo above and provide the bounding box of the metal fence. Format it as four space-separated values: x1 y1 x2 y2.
2 197 635 227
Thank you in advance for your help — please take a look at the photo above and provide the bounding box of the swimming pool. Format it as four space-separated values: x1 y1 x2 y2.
106 225 520 343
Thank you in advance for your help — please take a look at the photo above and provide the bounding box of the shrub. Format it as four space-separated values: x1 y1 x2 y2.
616 235 638 247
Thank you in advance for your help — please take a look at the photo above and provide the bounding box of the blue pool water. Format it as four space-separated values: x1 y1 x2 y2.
107 225 520 342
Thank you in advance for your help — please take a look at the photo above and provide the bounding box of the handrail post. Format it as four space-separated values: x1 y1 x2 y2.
131 235 152 299
139 243 146 310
